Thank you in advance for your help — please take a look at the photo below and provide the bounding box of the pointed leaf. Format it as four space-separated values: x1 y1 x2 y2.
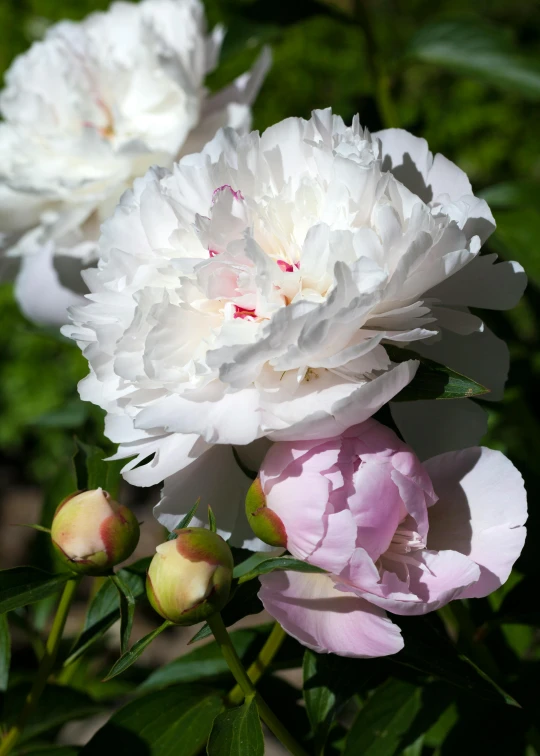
0 613 10 692
168 499 201 539
387 346 489 401
104 621 172 681
74 439 124 498
2 684 101 744
237 557 327 584
111 574 136 655
303 651 353 753
139 629 263 692
391 615 519 706
207 696 264 756
0 568 70 614
81 685 223 756
208 506 217 533
65 559 150 666
344 678 422 756
408 20 540 99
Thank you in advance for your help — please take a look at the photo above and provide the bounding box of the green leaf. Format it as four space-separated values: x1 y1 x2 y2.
1 684 101 744
478 182 540 286
232 551 272 578
208 506 217 533
65 559 150 666
207 696 264 756
15 523 52 534
408 21 540 99
139 629 263 692
0 568 70 614
303 651 353 754
74 440 124 498
189 580 263 644
167 499 201 539
32 398 89 429
0 613 10 692
387 346 489 401
16 748 80 756
111 574 136 655
479 181 540 209
237 556 326 584
103 621 173 681
391 615 519 706
81 685 223 756
344 678 422 756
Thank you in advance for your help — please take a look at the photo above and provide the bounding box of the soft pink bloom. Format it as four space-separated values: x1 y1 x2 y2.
256 419 527 657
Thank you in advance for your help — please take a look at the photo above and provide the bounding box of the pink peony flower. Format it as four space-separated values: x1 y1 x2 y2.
251 419 527 658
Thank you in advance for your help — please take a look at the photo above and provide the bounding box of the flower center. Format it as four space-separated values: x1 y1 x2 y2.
377 526 428 583
387 527 426 556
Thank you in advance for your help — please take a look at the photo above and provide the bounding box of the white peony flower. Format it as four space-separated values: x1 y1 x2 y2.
64 108 525 548
0 0 270 326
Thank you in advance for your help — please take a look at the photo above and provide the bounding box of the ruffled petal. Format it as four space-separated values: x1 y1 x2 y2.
343 547 480 615
427 253 526 311
259 571 404 657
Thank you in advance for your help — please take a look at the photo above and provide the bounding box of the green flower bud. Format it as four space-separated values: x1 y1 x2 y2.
51 489 140 575
146 528 234 625
245 478 287 547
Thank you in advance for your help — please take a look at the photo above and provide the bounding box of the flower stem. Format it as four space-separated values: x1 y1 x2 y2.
0 578 80 756
207 614 308 756
228 622 287 706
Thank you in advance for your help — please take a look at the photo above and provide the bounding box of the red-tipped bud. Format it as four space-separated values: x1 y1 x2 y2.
245 478 287 548
51 489 140 575
146 528 234 625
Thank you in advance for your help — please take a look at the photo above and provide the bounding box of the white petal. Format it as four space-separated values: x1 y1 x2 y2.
425 447 527 598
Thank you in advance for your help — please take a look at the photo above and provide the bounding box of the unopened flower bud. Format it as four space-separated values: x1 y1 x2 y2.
245 478 287 547
146 528 234 625
51 489 140 575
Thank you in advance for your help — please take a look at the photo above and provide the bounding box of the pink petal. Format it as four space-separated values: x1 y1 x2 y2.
343 548 480 615
309 509 357 573
266 473 333 562
259 571 403 658
348 461 404 559
424 447 527 598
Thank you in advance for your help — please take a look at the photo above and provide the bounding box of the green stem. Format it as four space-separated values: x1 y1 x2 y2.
207 614 308 756
0 578 80 756
228 622 287 706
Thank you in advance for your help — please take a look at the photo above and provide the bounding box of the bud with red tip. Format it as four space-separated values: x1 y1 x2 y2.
51 489 140 575
245 478 287 548
146 528 234 625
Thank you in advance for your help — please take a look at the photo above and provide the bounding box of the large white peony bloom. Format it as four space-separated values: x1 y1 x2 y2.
0 0 269 326
64 109 525 548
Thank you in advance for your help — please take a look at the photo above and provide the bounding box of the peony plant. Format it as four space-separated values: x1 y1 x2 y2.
0 1 537 754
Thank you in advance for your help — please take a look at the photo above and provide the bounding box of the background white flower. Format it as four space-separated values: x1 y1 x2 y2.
64 108 525 547
0 0 269 326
